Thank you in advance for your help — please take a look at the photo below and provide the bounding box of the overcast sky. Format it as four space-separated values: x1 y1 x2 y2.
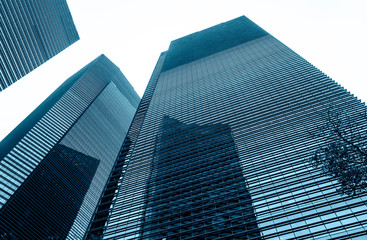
0 0 366 141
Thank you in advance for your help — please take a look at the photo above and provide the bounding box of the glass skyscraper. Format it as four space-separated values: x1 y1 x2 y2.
88 16 367 239
0 55 140 239
0 0 79 91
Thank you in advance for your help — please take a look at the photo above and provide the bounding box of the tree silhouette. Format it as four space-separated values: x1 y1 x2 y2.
309 104 367 196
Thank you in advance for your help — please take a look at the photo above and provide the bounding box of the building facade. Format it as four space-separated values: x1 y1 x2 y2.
0 0 79 91
88 17 367 239
0 55 140 239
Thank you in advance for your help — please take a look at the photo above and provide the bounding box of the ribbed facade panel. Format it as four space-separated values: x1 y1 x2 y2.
86 53 166 239
0 55 140 239
63 82 137 239
0 59 108 208
0 0 79 91
99 17 367 239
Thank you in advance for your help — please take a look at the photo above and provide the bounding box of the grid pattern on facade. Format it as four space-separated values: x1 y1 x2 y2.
0 55 139 239
0 0 79 91
99 17 367 240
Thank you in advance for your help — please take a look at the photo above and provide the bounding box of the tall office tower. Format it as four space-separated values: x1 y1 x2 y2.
0 55 140 239
0 0 79 91
88 16 367 239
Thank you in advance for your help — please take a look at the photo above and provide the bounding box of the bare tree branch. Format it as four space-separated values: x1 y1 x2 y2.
309 104 367 196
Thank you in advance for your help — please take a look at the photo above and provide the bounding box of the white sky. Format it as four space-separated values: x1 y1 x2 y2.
0 0 366 141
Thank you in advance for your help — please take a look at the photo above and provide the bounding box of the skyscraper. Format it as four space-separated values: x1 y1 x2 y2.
0 0 79 91
88 16 367 239
0 55 140 239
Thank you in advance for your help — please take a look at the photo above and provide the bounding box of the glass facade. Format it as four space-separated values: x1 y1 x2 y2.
140 116 260 239
0 0 79 91
0 55 140 239
91 16 367 239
